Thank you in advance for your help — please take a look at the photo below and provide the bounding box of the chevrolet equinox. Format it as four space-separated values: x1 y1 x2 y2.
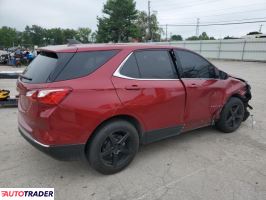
17 44 252 174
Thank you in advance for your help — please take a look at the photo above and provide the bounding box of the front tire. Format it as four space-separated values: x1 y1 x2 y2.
216 97 245 133
87 120 139 174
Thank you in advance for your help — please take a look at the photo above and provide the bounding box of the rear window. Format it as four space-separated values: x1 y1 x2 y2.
55 50 119 81
21 51 73 83
21 50 119 83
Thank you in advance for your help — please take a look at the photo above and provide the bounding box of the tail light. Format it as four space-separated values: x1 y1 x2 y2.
26 88 71 105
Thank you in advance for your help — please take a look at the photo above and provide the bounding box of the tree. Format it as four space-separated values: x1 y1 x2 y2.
186 36 199 40
22 26 33 46
186 32 215 40
29 25 46 46
247 31 262 35
0 25 94 48
171 34 183 41
46 28 64 45
96 0 139 43
224 36 239 39
75 28 91 43
135 11 162 42
0 26 19 47
63 28 78 42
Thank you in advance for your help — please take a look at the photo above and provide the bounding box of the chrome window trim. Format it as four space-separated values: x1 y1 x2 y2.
113 52 181 81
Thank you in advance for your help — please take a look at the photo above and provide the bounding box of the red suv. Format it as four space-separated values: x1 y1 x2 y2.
17 44 252 174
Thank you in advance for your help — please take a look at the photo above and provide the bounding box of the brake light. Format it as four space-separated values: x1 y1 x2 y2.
26 90 38 101
26 88 71 105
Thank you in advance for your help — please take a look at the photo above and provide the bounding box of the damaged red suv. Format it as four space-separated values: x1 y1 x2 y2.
17 44 252 174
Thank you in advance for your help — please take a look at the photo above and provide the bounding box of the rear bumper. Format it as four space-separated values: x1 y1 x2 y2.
19 126 86 161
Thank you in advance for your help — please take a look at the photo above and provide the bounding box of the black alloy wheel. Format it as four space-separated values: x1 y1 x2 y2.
225 104 244 129
216 97 245 133
87 120 139 174
100 131 132 167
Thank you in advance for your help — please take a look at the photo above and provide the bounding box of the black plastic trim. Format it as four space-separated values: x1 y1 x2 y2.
19 126 85 161
142 125 183 144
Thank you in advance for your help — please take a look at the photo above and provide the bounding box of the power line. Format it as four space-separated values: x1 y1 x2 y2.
153 0 218 10
152 0 217 5
164 17 266 26
160 8 266 21
160 20 266 27
154 1 266 12
201 17 266 24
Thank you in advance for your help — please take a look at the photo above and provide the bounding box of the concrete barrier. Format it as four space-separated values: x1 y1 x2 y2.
152 38 266 62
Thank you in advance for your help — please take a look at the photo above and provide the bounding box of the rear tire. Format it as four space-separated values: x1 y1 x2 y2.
87 120 139 174
216 97 245 133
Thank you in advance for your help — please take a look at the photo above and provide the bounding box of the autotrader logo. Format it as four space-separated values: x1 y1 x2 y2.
0 188 54 200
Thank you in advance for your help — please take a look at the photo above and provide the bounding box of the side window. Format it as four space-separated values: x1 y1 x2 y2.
175 50 214 78
135 50 177 79
56 50 119 81
120 54 140 78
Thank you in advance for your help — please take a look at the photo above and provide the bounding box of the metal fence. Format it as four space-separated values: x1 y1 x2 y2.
152 38 266 62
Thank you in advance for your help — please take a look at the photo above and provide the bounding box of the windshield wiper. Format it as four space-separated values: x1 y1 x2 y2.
19 74 32 81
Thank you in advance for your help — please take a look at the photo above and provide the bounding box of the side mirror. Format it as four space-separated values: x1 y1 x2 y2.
219 70 228 80
209 66 220 79
214 68 220 79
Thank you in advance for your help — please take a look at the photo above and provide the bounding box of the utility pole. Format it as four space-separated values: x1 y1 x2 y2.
165 24 168 41
148 0 151 41
196 18 200 36
259 24 263 33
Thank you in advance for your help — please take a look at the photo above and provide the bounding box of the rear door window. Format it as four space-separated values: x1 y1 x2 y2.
134 50 177 79
55 50 119 81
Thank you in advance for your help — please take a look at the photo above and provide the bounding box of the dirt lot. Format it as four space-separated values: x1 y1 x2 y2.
0 60 266 200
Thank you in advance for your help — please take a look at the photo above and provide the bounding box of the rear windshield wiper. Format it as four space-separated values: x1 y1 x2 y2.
19 74 32 81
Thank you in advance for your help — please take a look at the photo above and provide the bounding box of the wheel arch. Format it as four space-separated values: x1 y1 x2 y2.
215 92 245 121
85 114 144 151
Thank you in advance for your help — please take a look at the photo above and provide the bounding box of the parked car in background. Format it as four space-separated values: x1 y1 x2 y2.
17 44 252 174
0 52 9 64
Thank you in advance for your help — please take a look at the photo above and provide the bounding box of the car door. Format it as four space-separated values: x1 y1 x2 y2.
112 49 186 143
174 49 224 131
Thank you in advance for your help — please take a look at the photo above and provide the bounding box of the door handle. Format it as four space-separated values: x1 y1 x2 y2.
187 83 198 88
125 85 140 90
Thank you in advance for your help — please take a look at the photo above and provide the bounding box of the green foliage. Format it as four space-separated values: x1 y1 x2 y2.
75 28 92 43
247 31 262 35
0 2 163 46
186 36 199 40
186 32 215 41
96 0 139 43
224 35 239 39
0 26 20 47
135 11 162 42
171 35 183 41
0 25 92 48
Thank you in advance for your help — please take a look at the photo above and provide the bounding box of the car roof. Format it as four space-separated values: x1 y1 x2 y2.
37 43 184 53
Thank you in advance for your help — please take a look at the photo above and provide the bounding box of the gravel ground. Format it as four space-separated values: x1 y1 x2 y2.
0 60 266 200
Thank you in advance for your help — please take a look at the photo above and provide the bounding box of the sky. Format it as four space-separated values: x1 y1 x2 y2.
0 0 266 39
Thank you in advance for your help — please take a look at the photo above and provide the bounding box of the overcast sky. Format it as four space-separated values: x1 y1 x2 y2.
0 0 266 39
